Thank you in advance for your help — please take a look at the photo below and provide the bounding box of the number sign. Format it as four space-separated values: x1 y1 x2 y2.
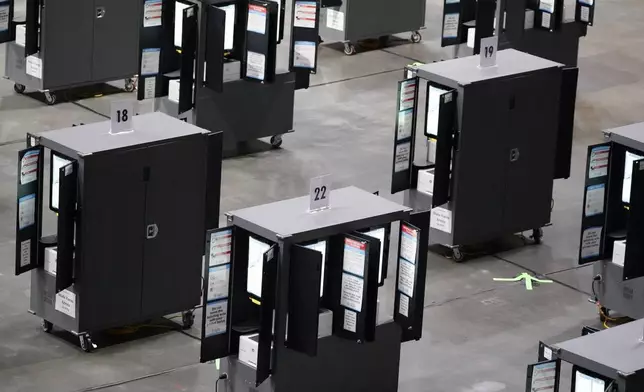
110 100 135 134
309 174 331 212
479 36 498 68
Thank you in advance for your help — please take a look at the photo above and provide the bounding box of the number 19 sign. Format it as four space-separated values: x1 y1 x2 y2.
309 174 331 212
479 36 498 68
110 100 135 134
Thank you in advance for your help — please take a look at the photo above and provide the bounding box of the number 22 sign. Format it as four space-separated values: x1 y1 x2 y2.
309 174 331 212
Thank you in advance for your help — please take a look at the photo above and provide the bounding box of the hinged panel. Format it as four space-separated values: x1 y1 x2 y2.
15 146 44 275
56 161 77 293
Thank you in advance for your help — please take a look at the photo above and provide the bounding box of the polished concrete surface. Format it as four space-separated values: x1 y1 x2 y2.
1 0 643 390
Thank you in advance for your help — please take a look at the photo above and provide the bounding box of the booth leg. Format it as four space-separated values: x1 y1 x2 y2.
42 319 53 333
532 228 544 244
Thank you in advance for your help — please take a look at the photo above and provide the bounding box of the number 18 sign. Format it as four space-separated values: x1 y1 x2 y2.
309 174 331 212
110 100 135 134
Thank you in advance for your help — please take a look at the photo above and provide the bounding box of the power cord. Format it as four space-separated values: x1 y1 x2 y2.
215 373 228 392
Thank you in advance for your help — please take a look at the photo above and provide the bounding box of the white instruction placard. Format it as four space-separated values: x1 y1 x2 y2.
343 237 366 277
398 258 415 297
144 77 156 99
55 289 76 318
210 229 233 266
343 309 357 332
294 41 316 69
430 207 452 234
541 12 552 29
247 4 267 34
531 361 558 392
585 184 605 217
442 13 460 39
543 346 553 360
20 149 39 185
26 56 42 79
246 51 266 80
341 272 364 312
539 0 555 13
397 109 414 140
399 79 416 111
326 9 344 31
143 0 163 27
205 300 228 337
400 224 418 263
581 226 602 259
399 293 410 317
0 5 10 32
394 142 411 173
18 194 36 230
580 6 590 22
294 1 317 28
141 48 161 75
589 145 610 178
20 240 31 268
208 265 230 301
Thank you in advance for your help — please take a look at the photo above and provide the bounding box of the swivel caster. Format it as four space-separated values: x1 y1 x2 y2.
532 228 544 245
124 78 136 92
182 310 195 330
79 334 95 353
270 135 283 148
44 91 57 106
42 319 53 333
343 42 356 56
14 83 26 94
411 31 422 44
451 247 464 262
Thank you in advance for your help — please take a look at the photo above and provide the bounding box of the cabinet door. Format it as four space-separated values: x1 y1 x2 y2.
140 136 207 317
624 159 644 280
92 0 140 81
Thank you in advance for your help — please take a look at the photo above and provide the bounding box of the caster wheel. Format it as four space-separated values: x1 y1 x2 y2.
452 247 464 262
124 79 136 92
182 310 195 330
270 135 283 148
411 31 422 44
79 334 94 353
42 320 53 333
44 92 57 105
532 228 544 245
599 307 610 322
343 43 356 56
14 83 26 94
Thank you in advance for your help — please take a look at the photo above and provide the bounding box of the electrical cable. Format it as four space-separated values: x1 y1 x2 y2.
215 374 228 392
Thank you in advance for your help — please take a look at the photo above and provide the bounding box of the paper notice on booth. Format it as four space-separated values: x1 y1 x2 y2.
208 265 230 301
531 361 557 392
399 79 416 111
394 142 411 173
589 145 610 178
246 51 266 81
20 149 39 185
541 12 552 29
430 207 452 234
343 237 366 277
341 272 364 312
326 9 344 31
400 224 418 263
294 1 317 28
55 289 76 318
543 346 553 360
143 77 156 99
18 194 36 230
397 109 413 140
581 227 602 259
539 0 555 13
0 5 10 32
20 240 31 268
141 48 161 76
294 41 316 69
398 259 415 297
399 294 410 317
580 5 590 22
247 4 267 34
343 309 357 332
210 229 233 266
26 56 42 79
143 0 163 27
585 184 605 217
205 300 228 337
443 13 460 39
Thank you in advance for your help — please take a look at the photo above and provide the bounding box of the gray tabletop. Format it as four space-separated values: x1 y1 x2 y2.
39 112 207 155
229 186 410 240
607 122 644 152
416 49 563 86
555 318 644 375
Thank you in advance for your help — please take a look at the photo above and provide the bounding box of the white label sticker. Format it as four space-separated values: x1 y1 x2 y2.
400 224 418 263
309 174 332 212
110 100 135 134
20 240 31 268
341 272 364 312
585 184 605 217
399 294 410 317
55 289 76 318
394 142 411 173
397 109 414 140
45 247 57 275
398 258 415 297
539 0 555 13
144 77 156 99
580 6 590 22
581 227 602 259
20 149 39 185
442 13 459 39
210 229 233 266
246 51 266 81
589 145 610 178
343 237 365 277
430 207 452 233
247 4 267 34
143 0 163 27
18 194 36 230
479 36 498 68
0 5 10 32
343 309 357 332
294 41 317 69
205 300 228 337
26 56 43 79
543 346 553 360
541 12 552 29
399 79 417 111
208 265 230 301
326 9 345 31
141 48 161 76
294 1 317 28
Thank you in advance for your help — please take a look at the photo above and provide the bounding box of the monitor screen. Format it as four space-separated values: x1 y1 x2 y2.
303 240 326 297
247 236 270 299
574 369 606 392
50 153 72 211
219 4 236 51
174 1 192 48
362 227 386 284
622 151 644 204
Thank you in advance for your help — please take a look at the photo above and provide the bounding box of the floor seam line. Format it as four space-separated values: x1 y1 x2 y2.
309 68 401 88
71 363 201 392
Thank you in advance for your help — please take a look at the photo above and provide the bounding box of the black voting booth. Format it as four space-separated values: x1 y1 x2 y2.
15 112 223 352
144 0 321 152
200 186 429 391
577 123 644 320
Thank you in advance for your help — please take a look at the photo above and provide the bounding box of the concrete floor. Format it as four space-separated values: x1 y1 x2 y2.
1 0 644 390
